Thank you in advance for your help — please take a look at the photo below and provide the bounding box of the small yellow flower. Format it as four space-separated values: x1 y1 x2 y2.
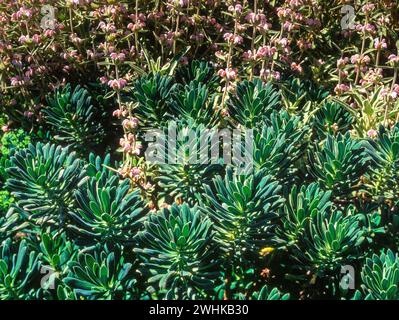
260 247 275 256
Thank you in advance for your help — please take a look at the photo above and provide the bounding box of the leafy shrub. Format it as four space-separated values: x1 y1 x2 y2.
312 101 353 140
363 124 399 204
175 60 219 90
170 81 219 126
293 209 367 278
5 143 84 229
247 285 290 300
132 73 176 128
252 111 308 180
0 239 41 300
354 249 399 300
0 129 31 181
70 168 147 245
277 183 332 247
135 204 219 299
202 168 284 265
228 79 280 128
307 133 369 196
64 247 136 300
0 190 13 215
44 84 105 153
155 120 223 206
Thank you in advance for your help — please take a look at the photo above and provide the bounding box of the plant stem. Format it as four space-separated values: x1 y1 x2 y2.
69 8 73 34
249 0 258 81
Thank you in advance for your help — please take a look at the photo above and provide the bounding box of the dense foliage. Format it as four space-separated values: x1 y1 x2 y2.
1 0 399 301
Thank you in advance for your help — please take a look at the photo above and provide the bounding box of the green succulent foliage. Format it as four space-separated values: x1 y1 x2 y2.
251 111 308 179
28 231 78 298
277 183 332 247
132 73 176 128
244 285 290 300
70 170 147 244
202 168 284 264
64 247 135 300
355 249 399 300
0 129 31 181
312 101 353 140
5 142 84 227
135 204 219 299
170 81 219 126
293 209 366 276
281 77 329 113
56 284 77 300
175 60 220 90
155 120 222 205
307 133 369 196
43 84 104 152
36 231 77 275
363 124 399 203
228 79 280 128
0 239 41 300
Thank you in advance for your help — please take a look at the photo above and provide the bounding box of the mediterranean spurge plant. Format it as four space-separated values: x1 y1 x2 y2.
131 73 176 128
364 124 399 204
2 2 399 300
354 249 399 300
64 246 136 300
5 143 84 230
44 84 105 153
0 239 41 300
202 168 284 298
135 204 219 300
307 133 369 197
227 79 281 128
70 154 147 245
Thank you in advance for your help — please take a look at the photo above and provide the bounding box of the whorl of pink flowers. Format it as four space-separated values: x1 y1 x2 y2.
334 84 350 95
367 129 378 139
122 117 139 131
245 12 267 25
11 7 33 22
112 108 128 118
374 38 387 50
355 23 376 35
223 33 243 45
388 55 399 65
260 69 281 81
228 4 243 15
110 52 126 62
108 78 127 90
218 68 237 80
119 133 141 155
350 54 370 65
362 4 375 14
337 57 349 68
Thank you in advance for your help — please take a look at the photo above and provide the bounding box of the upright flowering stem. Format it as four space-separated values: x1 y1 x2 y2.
69 7 74 34
135 0 140 54
173 12 180 55
249 0 258 80
115 64 122 111
270 24 284 74
221 19 238 109
251 0 258 53
376 36 382 67
355 19 368 85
